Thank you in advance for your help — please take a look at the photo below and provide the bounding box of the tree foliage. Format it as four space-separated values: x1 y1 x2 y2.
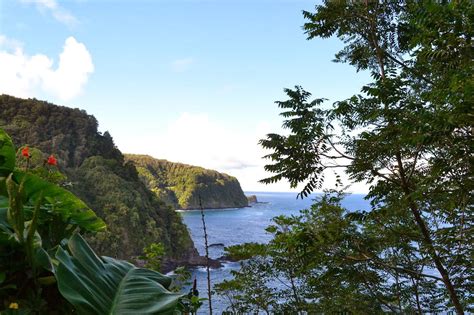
225 1 473 313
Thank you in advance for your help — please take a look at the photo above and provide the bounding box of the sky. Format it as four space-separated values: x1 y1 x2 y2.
0 0 371 192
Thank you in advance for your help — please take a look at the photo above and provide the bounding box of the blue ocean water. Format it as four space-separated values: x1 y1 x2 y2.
179 192 370 314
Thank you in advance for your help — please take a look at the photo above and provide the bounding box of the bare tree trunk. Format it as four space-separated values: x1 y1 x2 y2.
199 196 212 315
396 153 464 314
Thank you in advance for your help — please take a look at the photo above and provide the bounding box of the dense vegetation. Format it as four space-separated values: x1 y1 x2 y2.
216 1 472 314
126 154 248 210
0 128 187 314
0 95 197 264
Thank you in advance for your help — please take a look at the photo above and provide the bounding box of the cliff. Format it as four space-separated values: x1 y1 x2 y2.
0 95 198 267
125 154 249 210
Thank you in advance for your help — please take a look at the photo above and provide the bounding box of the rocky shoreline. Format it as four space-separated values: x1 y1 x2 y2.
162 255 223 273
161 243 241 273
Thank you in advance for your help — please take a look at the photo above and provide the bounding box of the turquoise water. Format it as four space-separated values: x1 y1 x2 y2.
180 192 370 314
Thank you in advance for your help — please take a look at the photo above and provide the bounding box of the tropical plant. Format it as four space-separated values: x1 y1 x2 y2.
1 127 106 313
177 277 206 315
55 234 183 315
0 128 188 314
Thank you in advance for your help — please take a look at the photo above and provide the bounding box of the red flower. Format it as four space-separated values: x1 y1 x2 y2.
47 155 57 166
21 147 30 158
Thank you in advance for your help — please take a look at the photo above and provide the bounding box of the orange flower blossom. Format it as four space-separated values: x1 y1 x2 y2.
47 155 57 166
21 146 30 158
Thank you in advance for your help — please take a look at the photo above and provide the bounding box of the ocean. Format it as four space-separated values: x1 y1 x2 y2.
179 191 370 314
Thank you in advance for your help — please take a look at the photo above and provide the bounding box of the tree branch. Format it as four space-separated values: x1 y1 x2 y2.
346 254 444 282
327 138 355 160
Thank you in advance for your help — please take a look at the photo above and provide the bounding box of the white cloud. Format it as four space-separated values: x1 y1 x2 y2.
20 0 78 27
42 37 94 100
0 35 94 101
171 58 194 72
161 113 265 172
0 35 22 50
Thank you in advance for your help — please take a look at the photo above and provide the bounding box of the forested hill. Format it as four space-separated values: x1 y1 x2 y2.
125 154 249 210
0 94 198 266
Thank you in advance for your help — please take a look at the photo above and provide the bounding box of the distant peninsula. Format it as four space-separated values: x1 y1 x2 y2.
125 154 249 210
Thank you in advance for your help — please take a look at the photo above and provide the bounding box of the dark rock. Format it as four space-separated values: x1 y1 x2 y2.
162 255 222 273
209 243 225 247
247 195 258 204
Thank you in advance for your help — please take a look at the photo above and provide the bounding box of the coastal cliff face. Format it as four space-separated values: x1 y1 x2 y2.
0 95 198 266
125 154 249 210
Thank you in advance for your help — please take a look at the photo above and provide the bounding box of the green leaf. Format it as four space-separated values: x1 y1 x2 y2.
265 225 277 233
56 234 183 315
0 196 8 226
0 198 15 245
35 247 55 273
12 171 106 232
0 128 16 177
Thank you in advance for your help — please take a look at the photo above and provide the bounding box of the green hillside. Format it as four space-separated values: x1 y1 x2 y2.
0 95 197 266
126 154 249 210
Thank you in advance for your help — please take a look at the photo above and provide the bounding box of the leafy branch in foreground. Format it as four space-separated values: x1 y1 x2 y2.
255 1 472 314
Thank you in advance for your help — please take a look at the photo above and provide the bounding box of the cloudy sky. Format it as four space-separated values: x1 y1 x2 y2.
0 0 370 192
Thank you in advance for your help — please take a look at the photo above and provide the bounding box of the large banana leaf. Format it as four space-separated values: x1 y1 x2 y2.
0 128 15 177
56 234 183 315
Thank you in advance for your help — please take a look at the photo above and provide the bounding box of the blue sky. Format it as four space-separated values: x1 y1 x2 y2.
0 0 370 192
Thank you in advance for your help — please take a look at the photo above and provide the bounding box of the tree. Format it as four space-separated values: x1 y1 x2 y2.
259 1 472 313
216 193 394 313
